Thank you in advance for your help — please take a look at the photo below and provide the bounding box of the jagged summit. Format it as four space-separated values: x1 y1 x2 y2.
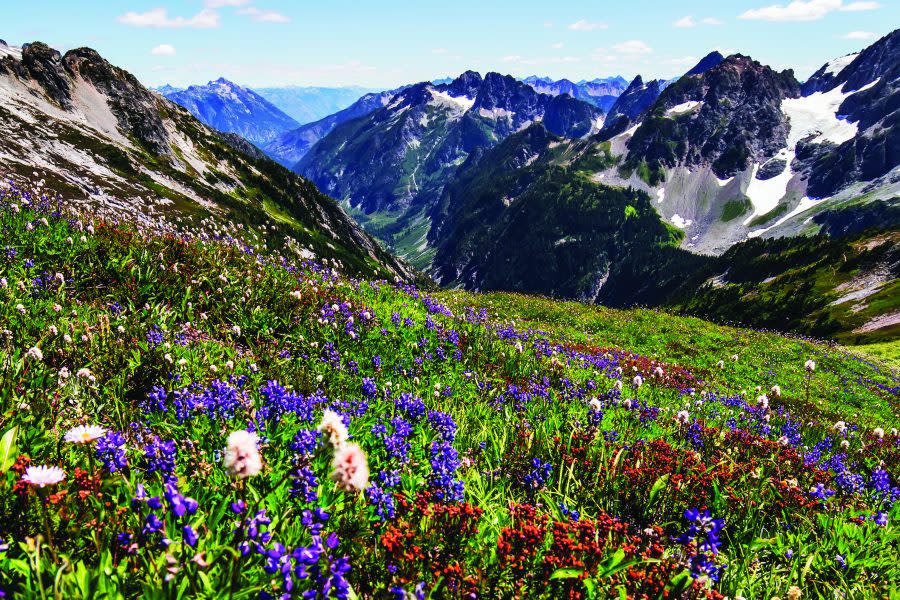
685 51 725 76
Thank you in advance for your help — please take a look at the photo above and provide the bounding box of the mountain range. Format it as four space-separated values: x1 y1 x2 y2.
520 75 629 111
294 70 605 266
1 32 897 342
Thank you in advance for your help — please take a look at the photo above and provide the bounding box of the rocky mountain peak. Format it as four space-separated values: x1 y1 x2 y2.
685 51 725 76
446 70 483 96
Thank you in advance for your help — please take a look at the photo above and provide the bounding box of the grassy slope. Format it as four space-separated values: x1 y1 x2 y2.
0 193 898 599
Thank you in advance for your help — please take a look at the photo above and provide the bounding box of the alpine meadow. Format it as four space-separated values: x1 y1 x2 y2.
0 2 899 599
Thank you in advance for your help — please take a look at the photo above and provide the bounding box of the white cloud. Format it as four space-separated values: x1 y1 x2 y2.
118 7 220 28
568 19 608 31
739 0 879 22
842 1 881 9
674 16 696 27
151 44 176 56
662 55 699 67
236 7 290 23
205 0 250 7
702 17 725 25
432 48 448 54
613 40 653 55
551 42 564 49
842 30 877 39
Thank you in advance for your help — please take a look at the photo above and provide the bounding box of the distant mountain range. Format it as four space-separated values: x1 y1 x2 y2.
520 75 629 111
252 86 380 124
159 79 300 146
283 32 899 341
263 89 400 168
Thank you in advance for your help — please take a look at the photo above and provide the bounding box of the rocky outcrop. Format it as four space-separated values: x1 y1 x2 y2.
624 55 801 179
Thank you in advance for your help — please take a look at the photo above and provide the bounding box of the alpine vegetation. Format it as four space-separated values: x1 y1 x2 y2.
0 180 897 598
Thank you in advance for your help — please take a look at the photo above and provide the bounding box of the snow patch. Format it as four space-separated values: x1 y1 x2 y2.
430 89 475 112
671 213 693 229
781 80 878 147
478 106 515 119
656 187 665 203
0 43 22 60
824 53 858 77
743 149 794 224
665 101 703 116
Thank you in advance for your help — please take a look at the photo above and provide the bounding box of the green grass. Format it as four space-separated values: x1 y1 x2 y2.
850 340 900 367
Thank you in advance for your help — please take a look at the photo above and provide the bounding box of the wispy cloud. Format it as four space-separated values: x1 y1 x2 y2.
118 8 220 28
431 48 448 54
674 15 724 27
739 0 880 22
568 19 608 31
151 44 176 56
662 55 699 67
205 0 250 7
613 40 653 55
501 54 580 66
236 7 290 23
551 42 564 49
842 30 877 39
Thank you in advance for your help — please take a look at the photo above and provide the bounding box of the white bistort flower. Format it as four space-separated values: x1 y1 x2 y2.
804 360 816 372
329 443 369 492
26 346 43 362
223 430 262 479
317 409 349 447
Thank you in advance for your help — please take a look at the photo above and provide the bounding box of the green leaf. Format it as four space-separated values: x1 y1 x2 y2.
550 568 585 580
0 426 18 473
648 473 670 506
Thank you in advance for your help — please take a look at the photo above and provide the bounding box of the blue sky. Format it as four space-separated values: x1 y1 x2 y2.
3 1 896 89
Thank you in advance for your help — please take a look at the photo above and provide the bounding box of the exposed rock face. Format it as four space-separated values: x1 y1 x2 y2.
1 43 171 155
603 75 665 124
1 42 73 108
65 48 171 155
685 51 725 76
0 40 412 281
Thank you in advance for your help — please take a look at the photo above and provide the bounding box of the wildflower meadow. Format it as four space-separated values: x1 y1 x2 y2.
0 182 898 599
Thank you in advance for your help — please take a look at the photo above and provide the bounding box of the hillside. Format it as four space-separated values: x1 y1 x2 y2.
0 186 898 598
0 41 410 280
